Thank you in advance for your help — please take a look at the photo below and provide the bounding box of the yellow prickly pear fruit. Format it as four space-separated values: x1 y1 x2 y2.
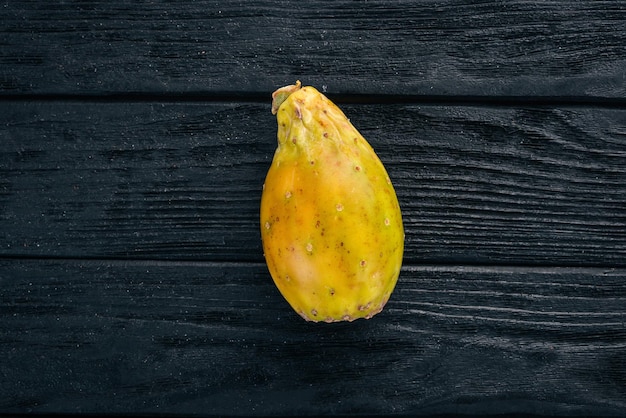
261 81 404 322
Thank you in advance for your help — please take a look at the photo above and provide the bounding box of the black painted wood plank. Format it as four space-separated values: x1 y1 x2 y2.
1 102 625 266
1 259 625 416
1 0 625 98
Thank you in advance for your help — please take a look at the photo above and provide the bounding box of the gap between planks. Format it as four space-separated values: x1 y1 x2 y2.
1 92 626 109
1 256 624 273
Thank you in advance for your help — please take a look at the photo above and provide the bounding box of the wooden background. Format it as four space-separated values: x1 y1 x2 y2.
1 1 625 416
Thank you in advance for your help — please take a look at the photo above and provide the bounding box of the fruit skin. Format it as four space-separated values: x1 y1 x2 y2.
261 81 404 322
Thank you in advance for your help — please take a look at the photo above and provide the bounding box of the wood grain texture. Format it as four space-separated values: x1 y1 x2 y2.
1 259 625 416
1 102 625 266
1 0 625 98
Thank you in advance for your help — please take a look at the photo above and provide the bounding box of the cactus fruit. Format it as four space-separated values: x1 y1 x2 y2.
261 81 404 322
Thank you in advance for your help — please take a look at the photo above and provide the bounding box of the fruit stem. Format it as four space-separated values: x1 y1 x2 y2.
271 80 302 115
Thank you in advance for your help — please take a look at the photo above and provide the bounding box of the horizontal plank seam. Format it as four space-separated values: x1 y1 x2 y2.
1 93 626 109
1 255 625 271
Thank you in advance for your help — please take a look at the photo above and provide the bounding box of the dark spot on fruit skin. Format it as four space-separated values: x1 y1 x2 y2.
358 302 371 312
